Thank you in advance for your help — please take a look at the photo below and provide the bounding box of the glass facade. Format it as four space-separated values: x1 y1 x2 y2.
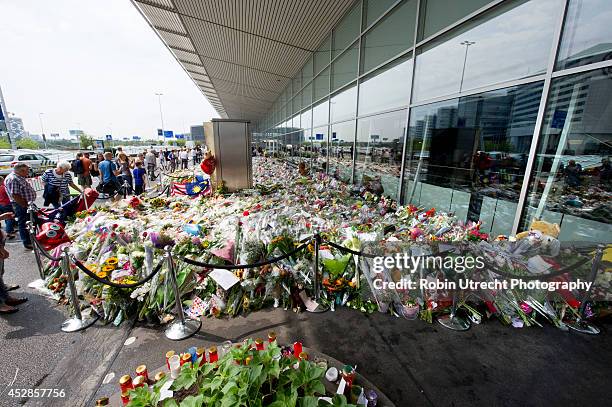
256 0 612 242
520 70 612 242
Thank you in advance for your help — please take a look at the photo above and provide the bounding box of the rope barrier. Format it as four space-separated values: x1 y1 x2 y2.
31 238 63 261
481 256 592 281
72 256 165 288
178 242 310 270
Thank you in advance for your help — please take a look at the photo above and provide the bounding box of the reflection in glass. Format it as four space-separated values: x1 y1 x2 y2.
314 67 330 101
291 114 300 131
293 90 302 114
356 110 407 199
521 70 612 242
332 44 359 91
315 35 331 74
302 82 312 108
303 126 328 173
556 0 612 70
330 120 356 183
301 108 312 133
403 82 544 236
420 0 493 40
313 99 329 128
302 56 314 84
330 83 357 123
332 2 361 58
413 0 560 102
358 55 412 116
363 0 397 29
361 0 416 73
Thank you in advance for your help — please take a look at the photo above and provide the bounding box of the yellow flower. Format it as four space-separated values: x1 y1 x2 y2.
86 264 98 271
105 257 119 266
96 271 108 279
102 265 115 273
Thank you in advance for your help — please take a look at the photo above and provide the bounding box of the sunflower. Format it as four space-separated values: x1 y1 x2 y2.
102 265 115 273
96 270 109 279
105 257 119 266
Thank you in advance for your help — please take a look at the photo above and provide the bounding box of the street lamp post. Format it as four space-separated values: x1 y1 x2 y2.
155 92 165 146
39 112 48 149
459 40 475 93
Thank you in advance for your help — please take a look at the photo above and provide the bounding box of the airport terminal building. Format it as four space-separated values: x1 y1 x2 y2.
134 0 611 242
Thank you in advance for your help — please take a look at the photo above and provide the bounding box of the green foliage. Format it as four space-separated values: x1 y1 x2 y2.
0 137 11 149
80 134 95 149
16 137 39 149
128 340 356 407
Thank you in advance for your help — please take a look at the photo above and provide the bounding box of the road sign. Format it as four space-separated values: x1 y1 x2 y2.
164 130 173 138
105 134 113 141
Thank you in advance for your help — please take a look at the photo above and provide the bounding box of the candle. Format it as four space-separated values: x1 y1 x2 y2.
181 353 192 366
165 351 175 370
135 365 149 383
268 331 276 343
293 341 303 358
208 346 218 363
255 338 264 351
118 375 133 394
196 347 206 366
168 355 181 379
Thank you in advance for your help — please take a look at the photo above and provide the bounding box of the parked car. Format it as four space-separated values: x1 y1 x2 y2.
0 150 56 176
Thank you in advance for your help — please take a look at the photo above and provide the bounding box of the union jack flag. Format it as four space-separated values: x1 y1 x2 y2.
171 176 212 197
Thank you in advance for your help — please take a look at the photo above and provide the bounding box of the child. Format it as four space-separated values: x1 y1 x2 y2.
132 161 147 195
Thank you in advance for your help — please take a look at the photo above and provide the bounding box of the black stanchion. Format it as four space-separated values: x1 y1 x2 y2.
567 245 604 335
307 234 328 313
437 290 470 331
60 246 98 332
164 245 201 340
27 220 45 280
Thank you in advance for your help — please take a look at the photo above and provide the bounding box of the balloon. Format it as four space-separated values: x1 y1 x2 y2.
200 157 216 175
183 224 201 236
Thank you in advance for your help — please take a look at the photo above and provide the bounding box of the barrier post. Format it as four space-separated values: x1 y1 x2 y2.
122 180 129 199
313 234 321 301
27 202 38 233
567 245 604 335
437 247 470 331
60 246 98 332
437 290 470 331
83 190 89 211
26 221 45 279
307 234 328 313
164 245 201 340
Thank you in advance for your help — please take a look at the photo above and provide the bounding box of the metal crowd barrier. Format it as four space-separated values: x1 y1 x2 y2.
25 209 606 338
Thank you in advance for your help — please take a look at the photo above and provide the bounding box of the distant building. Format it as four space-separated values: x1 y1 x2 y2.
190 125 204 142
7 116 25 139
69 129 85 139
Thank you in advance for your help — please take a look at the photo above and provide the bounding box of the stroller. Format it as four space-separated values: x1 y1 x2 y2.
33 188 99 226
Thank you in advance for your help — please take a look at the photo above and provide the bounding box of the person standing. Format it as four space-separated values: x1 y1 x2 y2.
0 217 28 314
42 161 82 208
4 163 36 249
0 177 16 240
78 152 93 188
117 153 133 194
132 161 147 195
98 152 121 197
144 149 157 181
179 148 189 169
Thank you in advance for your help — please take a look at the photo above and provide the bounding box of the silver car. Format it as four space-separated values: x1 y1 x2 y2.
0 150 56 176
